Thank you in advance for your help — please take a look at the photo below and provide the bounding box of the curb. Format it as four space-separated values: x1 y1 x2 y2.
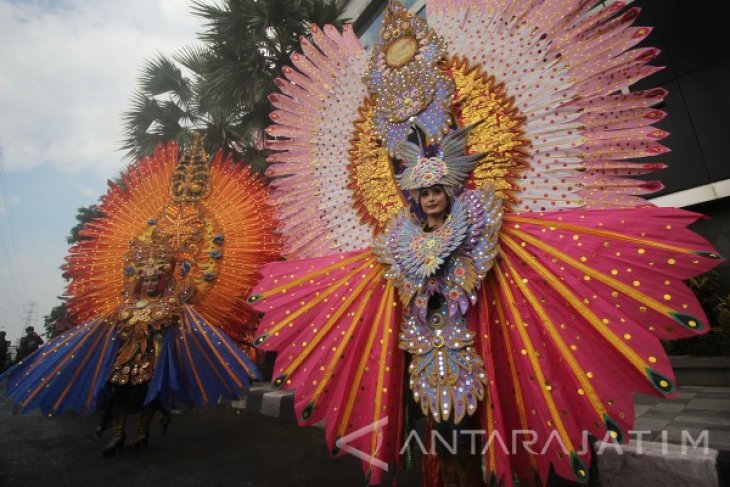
670 356 730 387
596 440 722 487
232 383 297 423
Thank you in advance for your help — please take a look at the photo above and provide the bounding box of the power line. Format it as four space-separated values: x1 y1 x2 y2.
0 154 30 299
0 259 23 311
0 303 20 315
7 228 31 299
0 273 22 309
0 225 26 307
0 151 31 305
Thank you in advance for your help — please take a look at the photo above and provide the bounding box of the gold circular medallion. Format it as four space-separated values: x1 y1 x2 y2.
385 37 418 68
430 312 445 328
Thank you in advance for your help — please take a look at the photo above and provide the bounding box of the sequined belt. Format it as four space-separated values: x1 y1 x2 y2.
110 330 165 386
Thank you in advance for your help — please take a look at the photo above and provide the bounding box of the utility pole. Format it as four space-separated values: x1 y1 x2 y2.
20 301 38 331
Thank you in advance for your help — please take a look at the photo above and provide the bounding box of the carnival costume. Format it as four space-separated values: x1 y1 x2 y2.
3 137 280 454
248 1 722 485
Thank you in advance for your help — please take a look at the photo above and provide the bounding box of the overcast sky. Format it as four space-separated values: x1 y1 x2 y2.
0 0 200 341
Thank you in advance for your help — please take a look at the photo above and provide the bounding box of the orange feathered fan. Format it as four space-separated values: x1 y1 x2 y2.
64 138 280 357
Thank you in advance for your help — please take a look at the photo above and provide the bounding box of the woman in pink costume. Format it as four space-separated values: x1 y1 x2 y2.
248 1 722 485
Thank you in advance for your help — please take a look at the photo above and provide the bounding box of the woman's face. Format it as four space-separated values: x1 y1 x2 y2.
419 185 448 219
140 275 160 296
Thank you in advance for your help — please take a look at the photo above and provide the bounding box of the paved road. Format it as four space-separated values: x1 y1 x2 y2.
0 397 369 487
12 385 727 486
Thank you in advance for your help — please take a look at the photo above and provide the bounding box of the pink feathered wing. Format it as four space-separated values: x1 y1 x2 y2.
250 249 405 484
249 207 720 486
474 207 721 485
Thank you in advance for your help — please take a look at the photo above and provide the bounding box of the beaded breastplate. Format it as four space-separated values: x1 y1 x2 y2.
109 294 180 386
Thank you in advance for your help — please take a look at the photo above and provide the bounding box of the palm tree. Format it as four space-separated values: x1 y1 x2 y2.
43 302 69 339
121 0 351 172
66 204 106 246
44 204 106 338
53 1 351 333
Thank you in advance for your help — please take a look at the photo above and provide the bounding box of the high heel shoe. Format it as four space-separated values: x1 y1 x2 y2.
101 410 126 457
95 406 112 438
126 434 149 450
160 410 171 436
95 417 111 439
127 408 155 450
101 434 126 457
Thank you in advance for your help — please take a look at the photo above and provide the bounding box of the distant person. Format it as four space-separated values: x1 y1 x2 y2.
15 326 43 363
0 331 8 372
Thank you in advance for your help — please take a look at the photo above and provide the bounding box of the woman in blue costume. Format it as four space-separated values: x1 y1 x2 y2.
3 242 260 455
2 137 279 456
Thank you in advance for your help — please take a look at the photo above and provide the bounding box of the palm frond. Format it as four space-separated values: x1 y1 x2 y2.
139 54 194 104
121 91 163 130
122 0 353 167
303 0 352 26
173 44 212 75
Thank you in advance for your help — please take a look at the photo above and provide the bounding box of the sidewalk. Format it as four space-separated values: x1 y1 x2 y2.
234 383 730 486
597 385 730 487
634 385 730 451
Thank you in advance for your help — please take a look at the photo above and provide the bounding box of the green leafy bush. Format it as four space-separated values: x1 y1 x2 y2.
663 269 730 356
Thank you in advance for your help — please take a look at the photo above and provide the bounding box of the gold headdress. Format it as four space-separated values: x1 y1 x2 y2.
125 241 175 278
169 133 211 203
64 135 280 343
395 124 484 198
